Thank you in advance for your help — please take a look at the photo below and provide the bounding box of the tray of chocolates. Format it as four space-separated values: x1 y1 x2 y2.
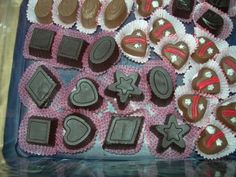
3 0 236 162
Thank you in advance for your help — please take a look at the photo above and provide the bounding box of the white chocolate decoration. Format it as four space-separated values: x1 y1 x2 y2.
179 44 185 49
206 125 216 134
134 43 142 48
136 32 142 36
227 68 234 76
199 104 204 111
185 98 192 105
165 31 171 37
199 38 206 44
230 117 236 124
152 1 159 8
204 71 212 78
207 85 214 91
158 19 165 25
216 139 223 146
171 55 177 63
207 48 213 55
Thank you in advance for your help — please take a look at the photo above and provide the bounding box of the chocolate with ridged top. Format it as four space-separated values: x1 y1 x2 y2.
34 0 53 24
172 0 195 19
206 0 230 13
58 0 78 24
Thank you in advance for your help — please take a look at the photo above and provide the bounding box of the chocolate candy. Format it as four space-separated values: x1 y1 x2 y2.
27 117 57 146
172 0 195 19
26 66 61 108
81 0 101 29
149 18 176 44
57 35 88 68
121 30 148 57
58 0 78 24
104 0 128 28
197 10 224 37
63 114 96 149
148 66 174 106
191 37 219 64
161 41 189 70
34 0 53 24
103 116 144 149
137 0 162 17
106 71 143 109
197 125 228 154
89 36 119 72
216 102 236 132
206 0 230 13
29 28 56 59
178 94 208 123
220 56 236 85
192 68 220 94
150 114 190 152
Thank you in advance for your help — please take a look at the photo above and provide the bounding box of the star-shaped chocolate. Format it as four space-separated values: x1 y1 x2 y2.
150 114 190 152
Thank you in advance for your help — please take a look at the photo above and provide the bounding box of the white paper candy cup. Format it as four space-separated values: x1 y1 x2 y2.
27 0 43 23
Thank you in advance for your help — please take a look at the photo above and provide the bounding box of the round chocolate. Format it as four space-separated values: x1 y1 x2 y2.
220 56 236 85
34 0 53 24
137 0 162 17
58 0 78 24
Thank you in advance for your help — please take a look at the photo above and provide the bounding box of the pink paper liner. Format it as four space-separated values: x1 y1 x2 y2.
18 62 65 111
148 9 186 47
193 2 233 40
115 20 151 64
98 0 134 31
215 46 236 93
195 115 236 159
167 0 197 23
154 34 198 74
97 109 147 155
145 110 200 159
183 60 230 99
175 85 219 127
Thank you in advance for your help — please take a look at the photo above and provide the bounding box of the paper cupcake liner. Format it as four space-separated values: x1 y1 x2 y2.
115 20 151 64
146 110 200 159
148 9 186 47
18 62 65 111
193 2 233 39
215 46 236 93
98 0 134 32
154 34 197 74
168 0 197 23
183 60 230 99
195 115 236 159
175 85 219 127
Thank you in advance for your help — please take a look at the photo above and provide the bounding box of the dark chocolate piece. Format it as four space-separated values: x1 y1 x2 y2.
137 0 163 17
172 0 195 19
178 94 208 123
148 66 174 106
63 114 96 149
26 66 61 108
206 0 230 13
103 116 144 149
29 28 55 59
150 114 190 152
34 0 53 24
192 67 220 94
104 0 128 28
197 125 228 154
58 0 78 24
89 36 119 72
106 71 144 109
197 10 224 37
27 116 57 146
57 35 88 68
81 0 101 29
220 56 236 85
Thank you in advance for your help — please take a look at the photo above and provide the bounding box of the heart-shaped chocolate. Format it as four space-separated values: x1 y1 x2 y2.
192 68 221 94
217 102 236 132
191 37 219 64
161 41 189 70
70 78 99 107
121 29 148 57
220 56 236 85
178 94 208 123
149 18 176 44
137 0 162 17
197 125 228 154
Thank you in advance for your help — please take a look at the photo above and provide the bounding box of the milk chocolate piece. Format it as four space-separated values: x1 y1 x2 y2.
63 114 96 149
216 102 236 132
57 35 88 68
197 125 228 154
27 117 58 146
29 28 55 59
191 37 219 64
89 36 119 72
197 10 224 37
104 0 128 28
81 0 101 29
206 0 230 13
220 56 236 85
178 94 208 123
35 0 53 24
137 0 163 17
192 67 220 94
58 0 78 24
103 116 144 149
172 0 195 19
26 66 61 108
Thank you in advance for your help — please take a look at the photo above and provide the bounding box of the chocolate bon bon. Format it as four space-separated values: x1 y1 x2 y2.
220 56 236 85
172 0 195 19
58 0 78 24
34 0 53 24
137 0 162 18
